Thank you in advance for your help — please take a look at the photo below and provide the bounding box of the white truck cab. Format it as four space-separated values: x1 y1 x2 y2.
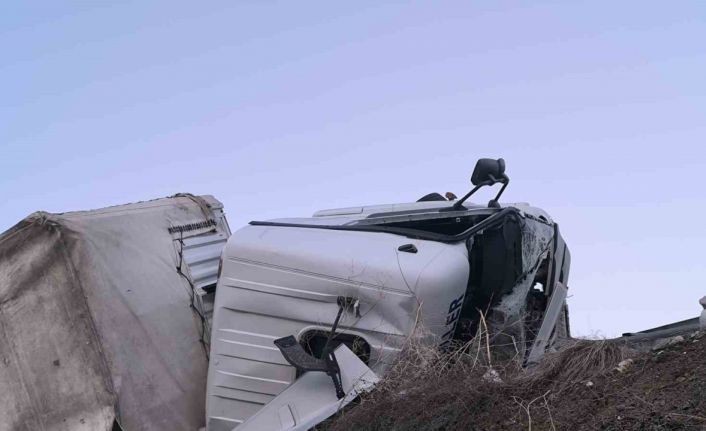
206 159 571 431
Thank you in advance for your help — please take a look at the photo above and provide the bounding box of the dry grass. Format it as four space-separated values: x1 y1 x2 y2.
322 322 639 431
369 314 524 401
521 338 635 394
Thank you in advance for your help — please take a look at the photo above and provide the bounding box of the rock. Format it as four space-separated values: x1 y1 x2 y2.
585 380 594 387
615 358 634 373
482 367 503 384
652 335 685 351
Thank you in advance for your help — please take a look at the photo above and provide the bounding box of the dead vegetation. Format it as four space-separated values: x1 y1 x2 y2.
322 327 706 431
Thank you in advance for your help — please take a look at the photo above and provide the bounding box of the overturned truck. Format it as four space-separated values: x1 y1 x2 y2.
207 158 571 430
0 159 570 431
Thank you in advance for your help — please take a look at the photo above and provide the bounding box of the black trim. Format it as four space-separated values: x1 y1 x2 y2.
274 296 353 399
398 244 418 253
417 192 447 202
168 219 216 234
250 207 521 243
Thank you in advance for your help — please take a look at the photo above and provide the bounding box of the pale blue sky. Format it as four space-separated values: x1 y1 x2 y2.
2 2 705 337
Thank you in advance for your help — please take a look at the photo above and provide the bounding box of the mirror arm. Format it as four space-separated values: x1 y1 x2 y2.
451 181 491 210
488 177 509 208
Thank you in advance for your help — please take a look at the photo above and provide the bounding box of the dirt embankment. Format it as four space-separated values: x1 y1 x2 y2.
324 331 706 431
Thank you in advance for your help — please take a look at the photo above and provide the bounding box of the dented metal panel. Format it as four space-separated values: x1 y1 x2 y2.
527 281 568 364
179 231 230 346
236 344 379 431
182 232 229 292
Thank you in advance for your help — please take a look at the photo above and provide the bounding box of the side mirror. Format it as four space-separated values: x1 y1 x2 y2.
452 158 510 210
471 158 507 186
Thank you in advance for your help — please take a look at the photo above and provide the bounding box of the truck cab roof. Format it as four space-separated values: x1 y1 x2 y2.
263 199 552 228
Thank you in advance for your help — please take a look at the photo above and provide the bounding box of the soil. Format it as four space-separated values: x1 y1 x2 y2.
547 332 706 430
324 332 706 431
